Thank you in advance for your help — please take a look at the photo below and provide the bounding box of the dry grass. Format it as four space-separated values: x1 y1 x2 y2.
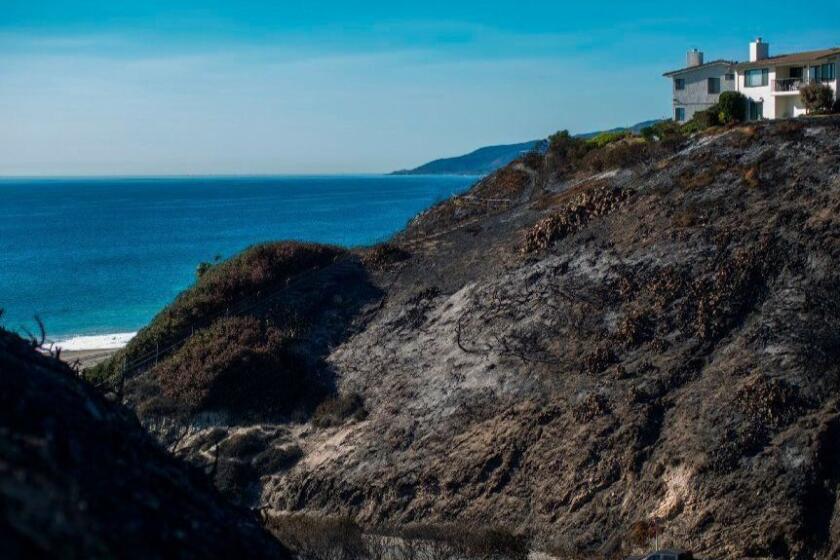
312 392 368 428
88 242 343 387
523 184 633 252
360 243 410 270
742 166 761 189
141 316 323 419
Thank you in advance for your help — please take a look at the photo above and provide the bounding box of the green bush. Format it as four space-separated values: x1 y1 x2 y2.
642 120 686 148
586 130 630 149
545 130 591 174
680 119 703 135
583 141 653 172
801 83 835 114
717 91 747 124
692 107 721 130
544 124 683 178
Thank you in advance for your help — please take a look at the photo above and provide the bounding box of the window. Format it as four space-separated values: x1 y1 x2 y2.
811 63 836 82
725 73 735 81
675 78 685 90
745 68 769 87
749 100 763 121
708 77 721 94
789 66 804 79
675 107 686 122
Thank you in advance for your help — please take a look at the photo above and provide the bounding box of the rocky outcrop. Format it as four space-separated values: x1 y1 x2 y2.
112 117 840 559
0 327 288 559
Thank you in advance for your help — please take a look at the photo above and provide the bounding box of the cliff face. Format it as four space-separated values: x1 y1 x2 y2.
110 117 840 559
0 327 288 559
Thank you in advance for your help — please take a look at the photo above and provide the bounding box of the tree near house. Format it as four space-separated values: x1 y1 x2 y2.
800 83 834 114
716 91 748 124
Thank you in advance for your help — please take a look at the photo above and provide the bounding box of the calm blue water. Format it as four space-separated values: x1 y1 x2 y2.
0 175 476 340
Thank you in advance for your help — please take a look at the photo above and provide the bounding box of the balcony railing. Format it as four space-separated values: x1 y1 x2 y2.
772 77 812 92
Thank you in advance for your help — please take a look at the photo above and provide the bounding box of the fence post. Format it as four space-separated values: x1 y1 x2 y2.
118 356 126 401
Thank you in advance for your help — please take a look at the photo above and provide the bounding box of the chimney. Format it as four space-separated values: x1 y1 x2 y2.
687 49 704 68
750 37 770 62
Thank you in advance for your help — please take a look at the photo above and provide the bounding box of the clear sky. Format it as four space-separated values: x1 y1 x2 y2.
1 1 838 175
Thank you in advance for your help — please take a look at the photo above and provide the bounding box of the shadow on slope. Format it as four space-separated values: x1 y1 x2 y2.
0 326 288 559
90 241 382 428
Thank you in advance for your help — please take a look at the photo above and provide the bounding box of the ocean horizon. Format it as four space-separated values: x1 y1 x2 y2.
0 174 478 349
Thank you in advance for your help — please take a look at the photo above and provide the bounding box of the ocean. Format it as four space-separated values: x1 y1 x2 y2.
0 175 477 348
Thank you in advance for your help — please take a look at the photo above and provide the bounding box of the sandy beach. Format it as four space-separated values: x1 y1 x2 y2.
48 332 134 370
61 348 118 370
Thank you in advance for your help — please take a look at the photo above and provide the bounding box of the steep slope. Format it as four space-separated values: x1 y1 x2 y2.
0 326 289 559
103 117 840 559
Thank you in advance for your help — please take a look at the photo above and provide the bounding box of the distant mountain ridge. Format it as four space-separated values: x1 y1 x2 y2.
392 119 661 176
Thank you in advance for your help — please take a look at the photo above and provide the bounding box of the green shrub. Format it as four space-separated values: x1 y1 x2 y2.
801 82 835 114
641 120 686 149
680 119 703 135
691 107 721 130
717 91 748 124
583 141 653 172
545 130 591 174
586 130 630 149
543 124 681 179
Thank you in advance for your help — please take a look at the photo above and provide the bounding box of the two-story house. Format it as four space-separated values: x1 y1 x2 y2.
665 39 840 122
663 49 736 122
736 39 839 120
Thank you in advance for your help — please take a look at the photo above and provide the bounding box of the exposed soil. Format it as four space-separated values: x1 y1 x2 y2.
110 116 840 559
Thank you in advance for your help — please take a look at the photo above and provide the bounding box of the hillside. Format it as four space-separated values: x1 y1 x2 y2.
0 326 289 559
392 140 543 176
93 116 840 559
393 120 660 176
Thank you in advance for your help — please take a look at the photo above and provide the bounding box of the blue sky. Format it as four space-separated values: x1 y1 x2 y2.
1 1 838 175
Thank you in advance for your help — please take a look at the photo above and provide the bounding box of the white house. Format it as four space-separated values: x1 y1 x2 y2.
665 38 840 122
663 51 737 122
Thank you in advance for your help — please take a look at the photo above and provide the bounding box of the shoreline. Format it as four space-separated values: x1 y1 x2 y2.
50 331 136 352
61 348 119 370
48 332 135 370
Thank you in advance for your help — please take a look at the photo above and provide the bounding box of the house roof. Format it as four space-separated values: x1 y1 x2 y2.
735 47 840 70
663 60 736 77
